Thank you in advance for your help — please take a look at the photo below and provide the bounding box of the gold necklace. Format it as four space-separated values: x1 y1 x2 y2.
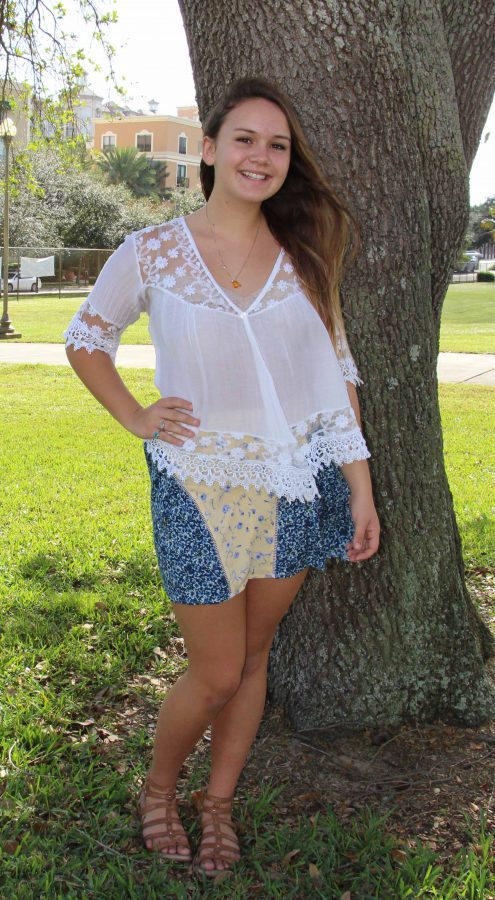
205 205 261 289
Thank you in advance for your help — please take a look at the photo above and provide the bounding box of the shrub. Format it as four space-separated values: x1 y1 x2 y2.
477 271 495 282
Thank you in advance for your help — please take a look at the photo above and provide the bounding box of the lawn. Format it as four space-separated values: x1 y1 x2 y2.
6 293 151 345
5 280 495 352
439 283 495 354
0 365 494 897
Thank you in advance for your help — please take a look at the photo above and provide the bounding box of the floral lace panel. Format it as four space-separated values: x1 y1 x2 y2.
335 330 363 386
134 220 303 316
338 354 363 386
144 407 370 502
64 300 124 360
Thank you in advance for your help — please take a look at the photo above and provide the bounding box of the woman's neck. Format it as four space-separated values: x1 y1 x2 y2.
204 189 263 239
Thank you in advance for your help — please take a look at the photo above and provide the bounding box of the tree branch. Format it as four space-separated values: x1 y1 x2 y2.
440 0 495 167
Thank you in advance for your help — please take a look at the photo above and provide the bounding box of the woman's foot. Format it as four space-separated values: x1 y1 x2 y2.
137 774 192 862
194 792 240 876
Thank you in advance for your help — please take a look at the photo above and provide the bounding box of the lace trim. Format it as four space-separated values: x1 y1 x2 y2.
134 219 302 316
145 408 370 501
146 441 320 502
64 301 123 360
338 354 363 386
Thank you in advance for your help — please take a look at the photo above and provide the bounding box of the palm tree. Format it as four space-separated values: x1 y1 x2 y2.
97 147 169 198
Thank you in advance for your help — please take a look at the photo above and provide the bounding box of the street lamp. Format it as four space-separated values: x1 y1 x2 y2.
0 103 21 339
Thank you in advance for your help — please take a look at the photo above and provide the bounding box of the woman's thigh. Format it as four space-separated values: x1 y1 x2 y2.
245 568 309 657
171 589 247 681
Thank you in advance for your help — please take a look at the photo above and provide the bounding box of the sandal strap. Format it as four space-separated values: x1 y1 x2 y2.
143 774 176 800
139 776 191 854
197 792 239 864
202 792 234 810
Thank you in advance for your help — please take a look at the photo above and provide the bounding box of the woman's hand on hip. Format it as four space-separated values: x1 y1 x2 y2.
127 397 200 444
346 492 381 562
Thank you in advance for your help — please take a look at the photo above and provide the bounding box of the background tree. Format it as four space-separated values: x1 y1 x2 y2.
8 146 165 248
465 197 495 255
179 0 495 727
167 185 205 217
97 147 169 200
0 0 118 138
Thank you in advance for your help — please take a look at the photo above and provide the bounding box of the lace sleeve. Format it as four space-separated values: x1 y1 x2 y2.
64 233 144 360
64 300 126 361
335 326 363 387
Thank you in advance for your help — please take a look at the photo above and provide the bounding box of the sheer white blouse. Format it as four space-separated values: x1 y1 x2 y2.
65 216 370 502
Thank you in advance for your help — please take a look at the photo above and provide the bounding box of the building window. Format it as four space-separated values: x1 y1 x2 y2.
177 163 188 187
136 132 152 152
102 133 116 150
178 134 187 155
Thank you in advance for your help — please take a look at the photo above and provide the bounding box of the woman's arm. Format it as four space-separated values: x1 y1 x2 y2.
66 342 200 445
341 382 381 561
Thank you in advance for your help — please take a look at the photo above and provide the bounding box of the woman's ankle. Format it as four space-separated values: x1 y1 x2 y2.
146 767 178 790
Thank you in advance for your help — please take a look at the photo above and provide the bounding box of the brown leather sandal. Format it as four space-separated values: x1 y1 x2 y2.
137 774 192 862
194 792 240 876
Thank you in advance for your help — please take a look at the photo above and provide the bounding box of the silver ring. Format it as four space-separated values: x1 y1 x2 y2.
158 418 166 430
152 430 160 439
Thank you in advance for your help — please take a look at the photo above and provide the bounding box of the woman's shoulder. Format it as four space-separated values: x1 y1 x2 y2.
131 216 183 244
126 218 186 266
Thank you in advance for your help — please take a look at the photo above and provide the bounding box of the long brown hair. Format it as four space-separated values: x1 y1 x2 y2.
200 77 361 348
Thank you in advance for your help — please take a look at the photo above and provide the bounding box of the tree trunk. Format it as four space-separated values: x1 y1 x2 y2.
178 0 495 726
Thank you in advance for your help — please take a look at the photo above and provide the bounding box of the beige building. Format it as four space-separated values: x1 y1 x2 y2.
93 107 203 190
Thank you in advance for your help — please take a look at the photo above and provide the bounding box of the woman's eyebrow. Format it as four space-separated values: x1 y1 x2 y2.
233 127 291 141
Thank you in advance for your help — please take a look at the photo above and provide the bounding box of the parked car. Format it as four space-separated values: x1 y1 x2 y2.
0 269 41 292
453 259 478 274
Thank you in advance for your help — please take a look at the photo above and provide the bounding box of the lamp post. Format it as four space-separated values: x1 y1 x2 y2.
0 103 21 339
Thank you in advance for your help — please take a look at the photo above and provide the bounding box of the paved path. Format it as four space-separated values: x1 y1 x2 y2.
0 342 494 386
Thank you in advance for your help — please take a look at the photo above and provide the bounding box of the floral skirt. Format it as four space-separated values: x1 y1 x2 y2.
145 447 355 605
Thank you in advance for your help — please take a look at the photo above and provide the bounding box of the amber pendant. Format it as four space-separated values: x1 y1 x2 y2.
231 279 241 289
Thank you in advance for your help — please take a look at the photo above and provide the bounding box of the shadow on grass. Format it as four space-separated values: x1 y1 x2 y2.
18 549 160 593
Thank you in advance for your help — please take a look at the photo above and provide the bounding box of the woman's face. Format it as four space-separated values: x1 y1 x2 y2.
203 97 292 204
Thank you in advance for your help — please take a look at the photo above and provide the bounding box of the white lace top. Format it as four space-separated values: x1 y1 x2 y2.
65 216 370 502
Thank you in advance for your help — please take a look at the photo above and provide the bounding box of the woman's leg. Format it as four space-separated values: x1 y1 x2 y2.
208 569 308 798
197 569 308 871
142 588 247 853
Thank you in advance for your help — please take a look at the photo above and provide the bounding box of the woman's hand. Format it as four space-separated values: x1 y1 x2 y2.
127 397 200 444
346 492 381 562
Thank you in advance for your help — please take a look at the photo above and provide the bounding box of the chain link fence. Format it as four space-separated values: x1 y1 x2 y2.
1 246 114 297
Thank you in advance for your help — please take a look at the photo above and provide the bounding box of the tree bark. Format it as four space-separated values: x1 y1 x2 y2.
178 0 495 726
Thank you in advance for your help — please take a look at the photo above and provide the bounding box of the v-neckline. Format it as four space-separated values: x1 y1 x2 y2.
180 216 284 316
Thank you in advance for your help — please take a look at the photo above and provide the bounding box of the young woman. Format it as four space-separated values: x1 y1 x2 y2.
65 77 380 876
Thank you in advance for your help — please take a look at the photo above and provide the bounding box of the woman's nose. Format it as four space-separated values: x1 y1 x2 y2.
249 143 269 162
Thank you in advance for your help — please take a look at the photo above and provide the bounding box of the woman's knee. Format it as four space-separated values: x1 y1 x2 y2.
241 647 271 680
189 665 243 711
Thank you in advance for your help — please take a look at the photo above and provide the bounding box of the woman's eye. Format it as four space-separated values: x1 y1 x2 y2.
272 143 288 151
236 137 251 143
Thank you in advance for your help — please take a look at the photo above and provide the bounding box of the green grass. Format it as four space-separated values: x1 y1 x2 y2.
439 282 495 353
0 365 494 897
439 384 495 568
5 280 495 352
7 293 151 345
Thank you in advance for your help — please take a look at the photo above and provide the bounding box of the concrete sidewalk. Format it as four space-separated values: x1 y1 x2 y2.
0 342 494 386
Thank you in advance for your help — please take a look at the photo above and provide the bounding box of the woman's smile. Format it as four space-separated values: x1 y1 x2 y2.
202 97 292 202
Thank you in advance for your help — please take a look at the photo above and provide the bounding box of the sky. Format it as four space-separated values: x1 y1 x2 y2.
66 0 495 206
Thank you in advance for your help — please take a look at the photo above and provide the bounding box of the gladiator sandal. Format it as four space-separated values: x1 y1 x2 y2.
137 774 192 862
194 792 240 876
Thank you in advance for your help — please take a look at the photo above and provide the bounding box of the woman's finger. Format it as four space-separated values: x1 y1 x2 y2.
157 405 200 427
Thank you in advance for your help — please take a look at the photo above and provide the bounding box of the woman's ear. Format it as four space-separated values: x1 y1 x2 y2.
202 135 216 166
